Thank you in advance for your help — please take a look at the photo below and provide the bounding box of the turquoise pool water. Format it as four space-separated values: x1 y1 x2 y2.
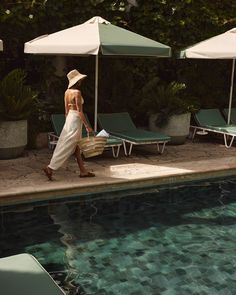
1 177 236 294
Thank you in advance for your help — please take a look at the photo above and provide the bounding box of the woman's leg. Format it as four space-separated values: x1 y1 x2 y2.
75 146 95 177
43 145 95 180
43 166 53 181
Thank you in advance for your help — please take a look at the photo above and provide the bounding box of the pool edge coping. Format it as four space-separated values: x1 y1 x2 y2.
1 167 236 207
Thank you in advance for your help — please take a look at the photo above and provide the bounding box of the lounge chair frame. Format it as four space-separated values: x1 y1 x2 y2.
122 139 167 156
48 131 59 149
107 142 122 158
190 108 236 148
48 115 123 158
190 125 235 148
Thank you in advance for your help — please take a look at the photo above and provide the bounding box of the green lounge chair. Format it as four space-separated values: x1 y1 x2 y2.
191 108 236 148
223 108 236 125
0 253 65 295
48 114 66 148
48 114 123 158
97 112 170 155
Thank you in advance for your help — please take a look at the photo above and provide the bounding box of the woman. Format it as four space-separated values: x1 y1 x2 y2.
43 69 95 180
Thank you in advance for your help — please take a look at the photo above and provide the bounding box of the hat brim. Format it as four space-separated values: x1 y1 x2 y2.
68 74 87 89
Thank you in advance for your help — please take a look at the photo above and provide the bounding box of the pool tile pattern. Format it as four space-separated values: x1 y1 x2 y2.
1 178 236 294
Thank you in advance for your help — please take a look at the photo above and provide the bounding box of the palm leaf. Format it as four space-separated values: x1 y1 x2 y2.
0 69 38 121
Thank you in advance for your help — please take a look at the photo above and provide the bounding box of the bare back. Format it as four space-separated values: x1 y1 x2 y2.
64 89 84 115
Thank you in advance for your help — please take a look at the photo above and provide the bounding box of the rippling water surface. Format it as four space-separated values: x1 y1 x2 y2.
1 177 236 295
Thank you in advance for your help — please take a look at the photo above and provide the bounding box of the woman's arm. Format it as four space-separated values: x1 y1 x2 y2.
64 91 69 116
75 91 93 132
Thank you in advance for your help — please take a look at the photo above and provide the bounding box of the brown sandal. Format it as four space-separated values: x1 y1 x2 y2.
43 167 53 181
80 171 95 178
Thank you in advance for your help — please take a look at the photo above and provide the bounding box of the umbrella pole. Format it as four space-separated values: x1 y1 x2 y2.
227 59 235 124
94 54 99 132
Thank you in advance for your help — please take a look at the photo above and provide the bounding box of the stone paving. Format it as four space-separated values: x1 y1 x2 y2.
0 138 236 206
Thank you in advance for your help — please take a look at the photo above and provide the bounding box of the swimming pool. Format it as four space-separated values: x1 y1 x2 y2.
1 177 236 295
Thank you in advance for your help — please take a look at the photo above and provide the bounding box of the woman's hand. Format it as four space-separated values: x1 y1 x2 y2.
86 126 93 133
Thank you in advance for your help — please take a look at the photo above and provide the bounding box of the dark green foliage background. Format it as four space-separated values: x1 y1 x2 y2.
0 0 235 129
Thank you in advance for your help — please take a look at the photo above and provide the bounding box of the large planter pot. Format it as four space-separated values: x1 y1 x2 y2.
35 132 49 149
0 120 27 159
149 112 191 145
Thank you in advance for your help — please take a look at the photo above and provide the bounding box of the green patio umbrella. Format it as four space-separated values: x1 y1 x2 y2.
179 28 236 124
24 16 171 130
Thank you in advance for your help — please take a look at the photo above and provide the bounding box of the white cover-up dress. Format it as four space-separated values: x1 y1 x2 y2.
48 99 84 170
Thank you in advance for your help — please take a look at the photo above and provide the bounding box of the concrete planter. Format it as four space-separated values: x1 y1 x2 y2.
35 132 48 149
0 120 27 159
149 112 191 145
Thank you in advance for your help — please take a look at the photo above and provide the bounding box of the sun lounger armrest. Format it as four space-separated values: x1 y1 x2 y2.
48 132 59 149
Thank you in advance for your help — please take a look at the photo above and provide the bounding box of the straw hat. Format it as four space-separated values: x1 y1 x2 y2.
67 69 87 88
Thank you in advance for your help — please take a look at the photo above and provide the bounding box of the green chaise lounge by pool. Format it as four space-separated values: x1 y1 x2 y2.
0 253 65 295
223 108 236 125
191 108 236 148
97 112 170 156
48 113 123 158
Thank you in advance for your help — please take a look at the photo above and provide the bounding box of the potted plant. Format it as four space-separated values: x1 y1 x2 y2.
0 69 38 159
140 77 198 144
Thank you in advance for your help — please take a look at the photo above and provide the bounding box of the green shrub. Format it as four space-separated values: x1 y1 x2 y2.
140 77 198 127
0 68 38 121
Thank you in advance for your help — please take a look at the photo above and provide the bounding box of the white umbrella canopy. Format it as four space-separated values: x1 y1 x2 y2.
180 28 236 124
24 17 104 55
0 39 3 51
24 16 171 130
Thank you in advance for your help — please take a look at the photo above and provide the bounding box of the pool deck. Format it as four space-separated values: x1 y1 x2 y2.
1 138 236 206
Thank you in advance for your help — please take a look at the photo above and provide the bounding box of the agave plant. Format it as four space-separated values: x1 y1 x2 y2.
0 69 38 121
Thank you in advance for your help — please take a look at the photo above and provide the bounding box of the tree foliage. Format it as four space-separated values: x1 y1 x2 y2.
0 68 38 120
0 0 235 126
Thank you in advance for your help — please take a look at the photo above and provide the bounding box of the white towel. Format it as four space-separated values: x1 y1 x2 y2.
96 129 110 137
